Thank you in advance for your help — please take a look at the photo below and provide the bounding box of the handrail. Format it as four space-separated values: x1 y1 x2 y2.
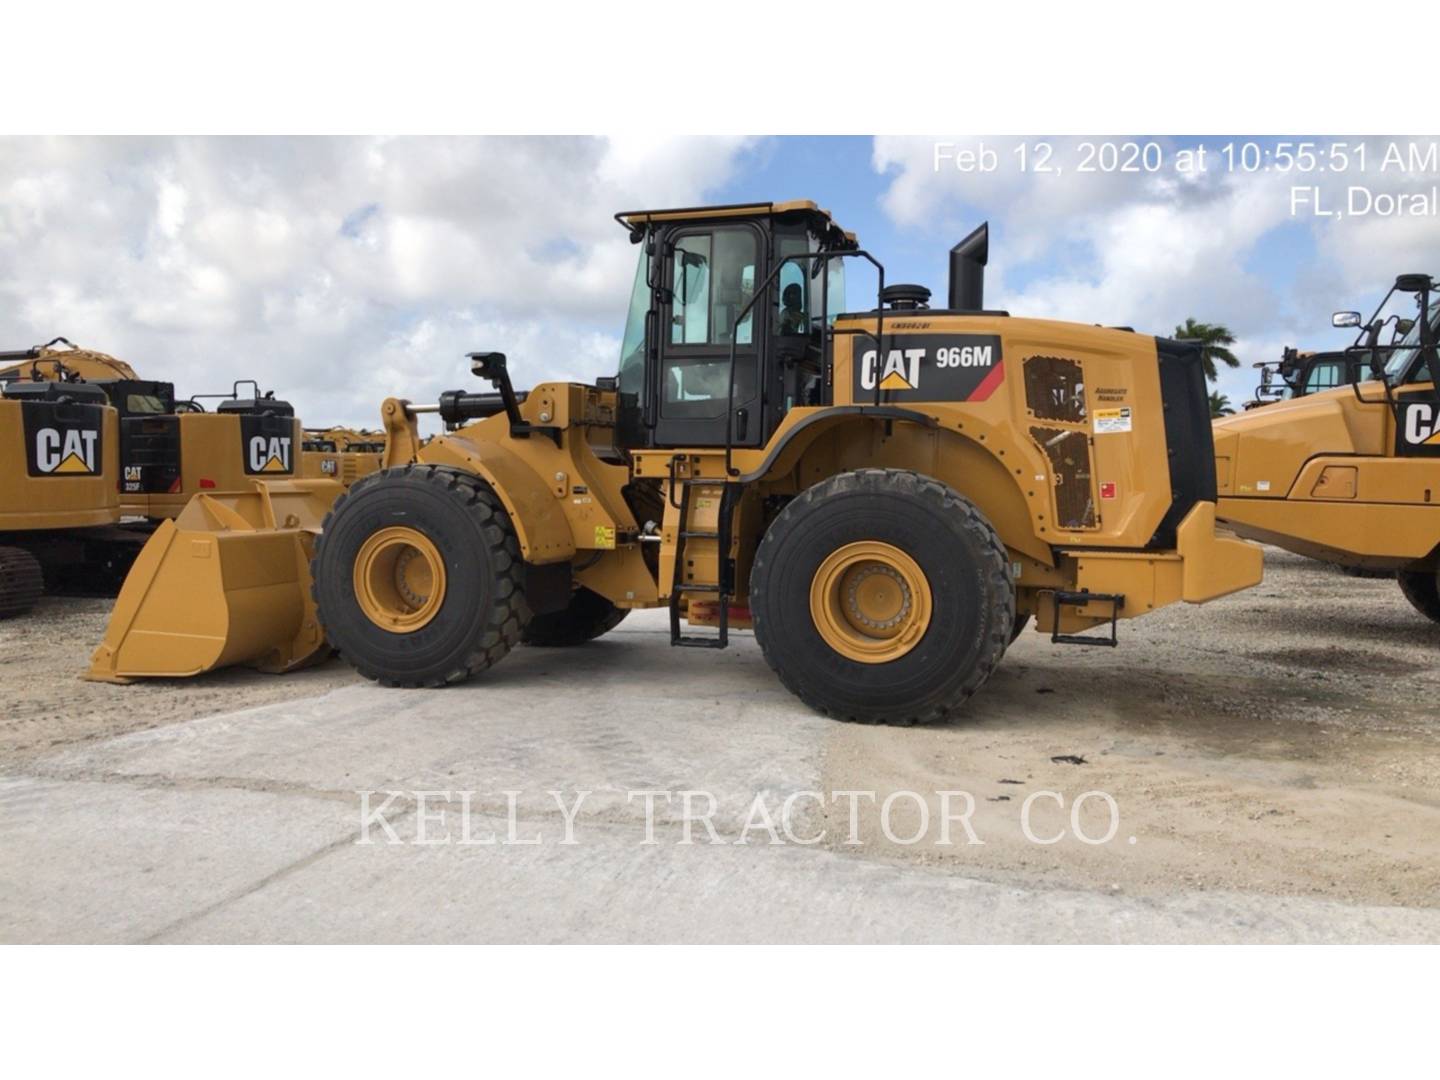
722 249 887 477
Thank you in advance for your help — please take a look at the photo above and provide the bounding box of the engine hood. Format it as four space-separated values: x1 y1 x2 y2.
1212 382 1389 498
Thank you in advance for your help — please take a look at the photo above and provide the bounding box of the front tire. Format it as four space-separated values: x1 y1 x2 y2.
750 469 1013 725
312 465 530 687
1398 567 1440 624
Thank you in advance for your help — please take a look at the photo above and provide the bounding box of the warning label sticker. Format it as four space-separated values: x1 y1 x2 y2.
1094 406 1133 434
593 525 616 550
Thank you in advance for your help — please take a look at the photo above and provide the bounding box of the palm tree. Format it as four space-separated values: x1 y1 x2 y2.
1209 391 1234 418
1174 318 1240 382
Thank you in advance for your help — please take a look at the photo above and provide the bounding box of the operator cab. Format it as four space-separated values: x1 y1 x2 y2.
1335 273 1440 389
610 200 853 451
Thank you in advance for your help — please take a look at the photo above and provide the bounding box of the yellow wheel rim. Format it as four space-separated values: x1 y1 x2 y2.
809 541 932 664
353 526 446 633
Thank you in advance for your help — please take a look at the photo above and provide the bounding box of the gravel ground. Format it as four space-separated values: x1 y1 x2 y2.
3 548 1438 919
0 598 360 760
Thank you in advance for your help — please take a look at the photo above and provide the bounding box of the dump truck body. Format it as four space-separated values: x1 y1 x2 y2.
1213 273 1440 627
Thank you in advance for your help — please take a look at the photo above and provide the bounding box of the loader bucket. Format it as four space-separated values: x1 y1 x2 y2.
86 479 345 682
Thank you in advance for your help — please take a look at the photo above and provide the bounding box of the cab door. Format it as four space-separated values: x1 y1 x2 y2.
652 222 766 448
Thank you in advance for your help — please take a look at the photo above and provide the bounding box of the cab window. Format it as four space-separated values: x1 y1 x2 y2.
775 234 811 336
616 251 650 403
662 227 759 419
670 229 755 347
125 393 169 414
1304 359 1344 394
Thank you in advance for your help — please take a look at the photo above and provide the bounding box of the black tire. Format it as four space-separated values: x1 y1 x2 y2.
312 465 530 687
1010 612 1031 644
1398 568 1440 625
750 469 1014 725
521 586 628 646
0 546 44 619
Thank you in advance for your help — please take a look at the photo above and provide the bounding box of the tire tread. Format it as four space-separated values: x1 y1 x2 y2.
311 463 529 687
750 468 1013 726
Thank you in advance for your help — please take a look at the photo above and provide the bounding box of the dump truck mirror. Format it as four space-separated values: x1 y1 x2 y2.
1395 318 1416 336
1332 311 1362 328
469 352 507 381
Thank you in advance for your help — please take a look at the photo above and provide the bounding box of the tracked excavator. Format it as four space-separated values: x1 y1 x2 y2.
0 378 135 614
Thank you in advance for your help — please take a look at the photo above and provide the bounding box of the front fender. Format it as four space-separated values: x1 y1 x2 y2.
418 430 577 564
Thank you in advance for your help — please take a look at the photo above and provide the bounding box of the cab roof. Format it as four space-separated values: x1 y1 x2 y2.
615 200 856 246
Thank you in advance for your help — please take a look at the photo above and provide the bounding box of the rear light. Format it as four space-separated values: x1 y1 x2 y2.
199 478 216 489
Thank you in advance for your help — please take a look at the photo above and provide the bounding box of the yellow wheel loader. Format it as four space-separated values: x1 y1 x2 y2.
0 379 141 615
88 201 1261 723
1214 272 1440 623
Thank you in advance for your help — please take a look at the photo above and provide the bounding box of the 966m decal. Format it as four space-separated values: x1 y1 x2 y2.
853 334 1004 402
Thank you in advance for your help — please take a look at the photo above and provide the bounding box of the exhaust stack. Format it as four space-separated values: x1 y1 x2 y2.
948 223 988 311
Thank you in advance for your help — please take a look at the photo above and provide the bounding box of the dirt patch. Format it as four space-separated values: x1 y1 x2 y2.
1266 645 1423 677
819 550 1440 909
0 596 361 762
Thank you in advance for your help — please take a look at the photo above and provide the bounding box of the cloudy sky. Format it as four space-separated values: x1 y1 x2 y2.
2 135 1435 426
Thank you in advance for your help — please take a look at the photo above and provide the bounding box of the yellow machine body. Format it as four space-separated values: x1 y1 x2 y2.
0 343 141 384
299 428 385 488
0 385 135 616
124 412 303 519
0 396 120 532
1213 380 1440 570
88 199 1263 699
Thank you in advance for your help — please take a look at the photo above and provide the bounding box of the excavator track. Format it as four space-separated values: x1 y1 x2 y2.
0 545 45 618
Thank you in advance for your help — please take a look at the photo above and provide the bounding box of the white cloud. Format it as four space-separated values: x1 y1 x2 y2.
0 136 753 426
873 135 1440 410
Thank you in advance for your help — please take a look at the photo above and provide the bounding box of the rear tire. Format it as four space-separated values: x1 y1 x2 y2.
312 465 530 687
0 546 44 619
1398 568 1440 625
750 469 1013 725
521 586 628 646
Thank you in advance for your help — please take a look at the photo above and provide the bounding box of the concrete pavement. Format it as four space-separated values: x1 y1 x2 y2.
4 612 1439 943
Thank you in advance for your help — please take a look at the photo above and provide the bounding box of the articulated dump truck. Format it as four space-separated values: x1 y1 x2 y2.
1213 273 1440 624
87 201 1261 724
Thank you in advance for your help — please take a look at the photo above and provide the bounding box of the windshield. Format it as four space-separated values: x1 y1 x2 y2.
616 249 649 402
1379 294 1440 381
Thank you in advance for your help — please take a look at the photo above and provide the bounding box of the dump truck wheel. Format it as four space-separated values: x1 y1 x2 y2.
1010 612 1031 644
521 587 628 646
1397 568 1440 625
0 546 44 619
312 465 530 687
750 469 1013 725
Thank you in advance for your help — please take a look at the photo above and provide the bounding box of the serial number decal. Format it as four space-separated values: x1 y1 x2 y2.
1093 406 1133 434
853 334 1004 403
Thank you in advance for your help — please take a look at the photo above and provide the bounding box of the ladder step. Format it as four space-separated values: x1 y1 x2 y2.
676 583 721 593
672 634 728 649
679 531 720 539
